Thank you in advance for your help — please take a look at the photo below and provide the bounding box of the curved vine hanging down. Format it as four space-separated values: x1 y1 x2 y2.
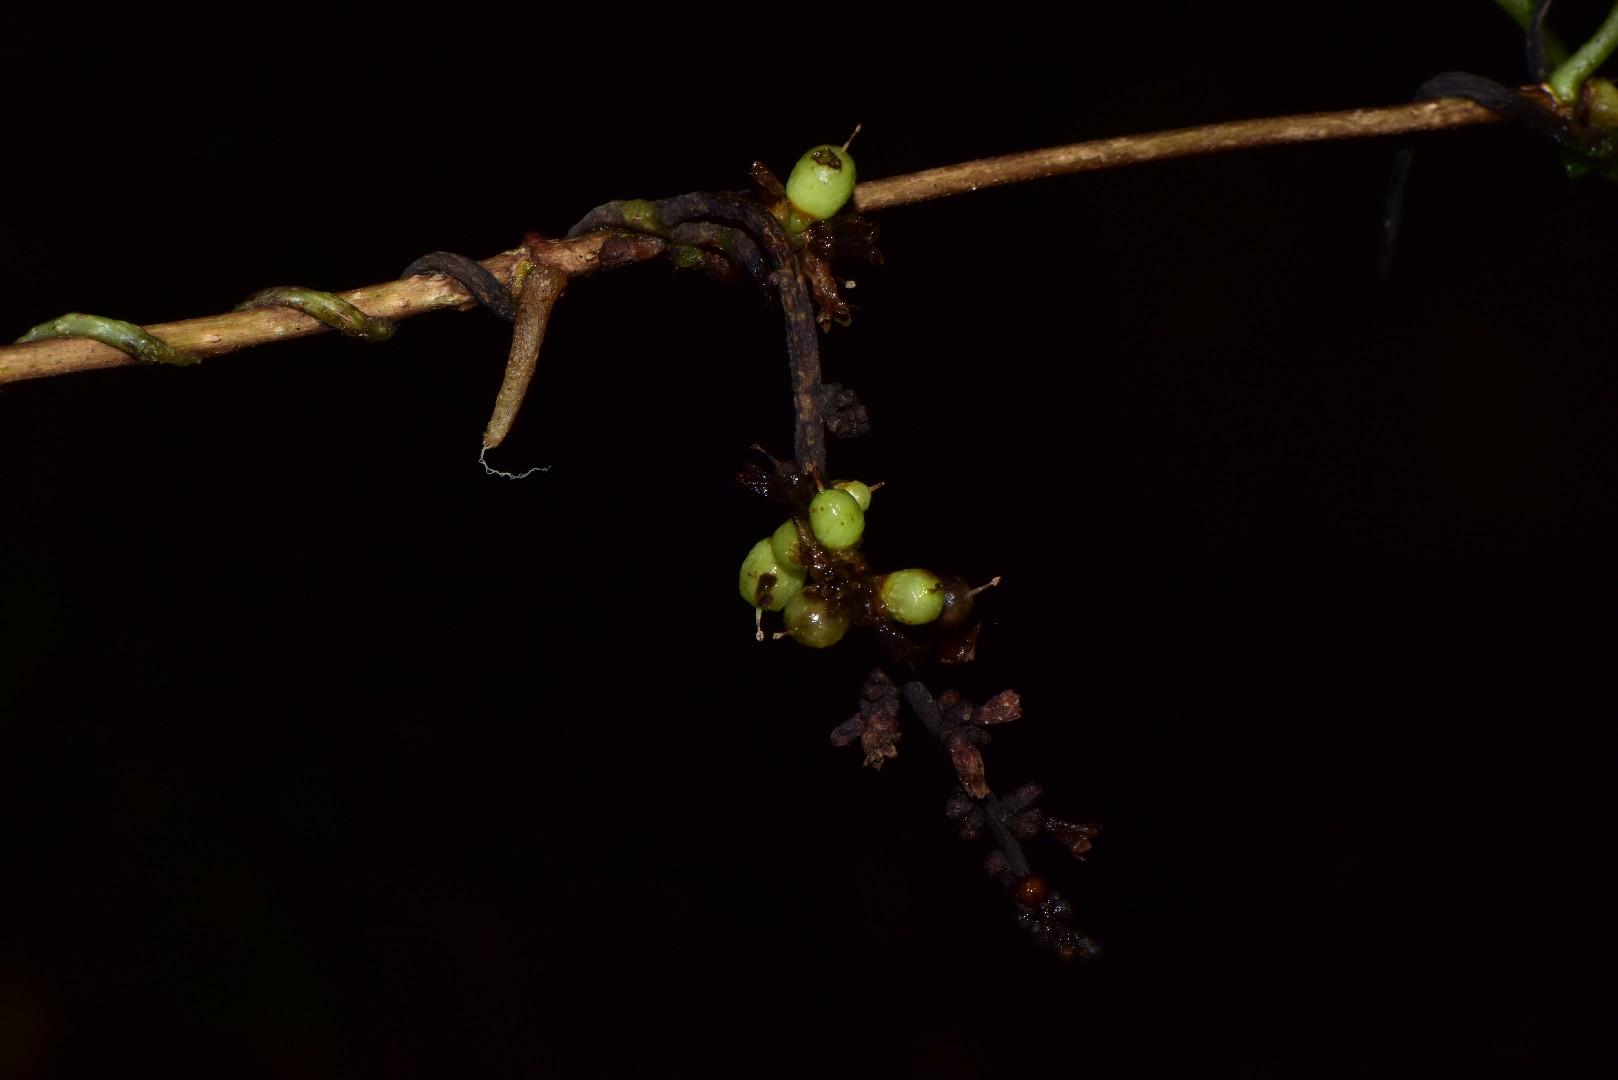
566 150 1104 958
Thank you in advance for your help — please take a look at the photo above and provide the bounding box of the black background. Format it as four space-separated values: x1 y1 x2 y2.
3 4 1615 1076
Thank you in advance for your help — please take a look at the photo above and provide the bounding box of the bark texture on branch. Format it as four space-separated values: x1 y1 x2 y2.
853 97 1509 212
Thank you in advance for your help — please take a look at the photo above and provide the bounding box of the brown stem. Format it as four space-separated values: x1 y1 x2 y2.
852 94 1514 212
483 265 569 451
0 94 1524 387
0 233 654 386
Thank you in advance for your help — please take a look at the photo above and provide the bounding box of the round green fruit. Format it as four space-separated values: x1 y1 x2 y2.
880 569 945 625
739 538 806 611
808 488 864 551
785 144 856 228
771 519 805 570
832 479 872 511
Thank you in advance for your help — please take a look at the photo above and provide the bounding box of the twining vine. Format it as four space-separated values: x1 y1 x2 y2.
0 95 1518 386
5 1 1615 960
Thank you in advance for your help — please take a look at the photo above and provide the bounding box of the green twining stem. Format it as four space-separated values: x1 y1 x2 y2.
618 199 664 235
1493 0 1571 67
234 287 396 341
1548 4 1618 103
15 313 196 366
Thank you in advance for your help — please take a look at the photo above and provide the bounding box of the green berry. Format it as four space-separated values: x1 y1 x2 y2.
783 592 850 648
808 488 864 550
739 538 806 611
832 479 872 511
880 569 945 625
771 519 805 570
785 144 856 228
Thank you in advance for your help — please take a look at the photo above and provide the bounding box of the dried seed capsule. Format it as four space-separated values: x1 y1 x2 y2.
783 592 850 648
933 574 976 630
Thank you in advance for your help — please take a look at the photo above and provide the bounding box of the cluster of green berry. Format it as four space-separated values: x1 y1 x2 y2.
739 479 975 647
735 138 970 647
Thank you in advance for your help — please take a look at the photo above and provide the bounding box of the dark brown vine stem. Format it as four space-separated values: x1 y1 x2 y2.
898 677 1033 878
629 192 828 475
886 673 1101 960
